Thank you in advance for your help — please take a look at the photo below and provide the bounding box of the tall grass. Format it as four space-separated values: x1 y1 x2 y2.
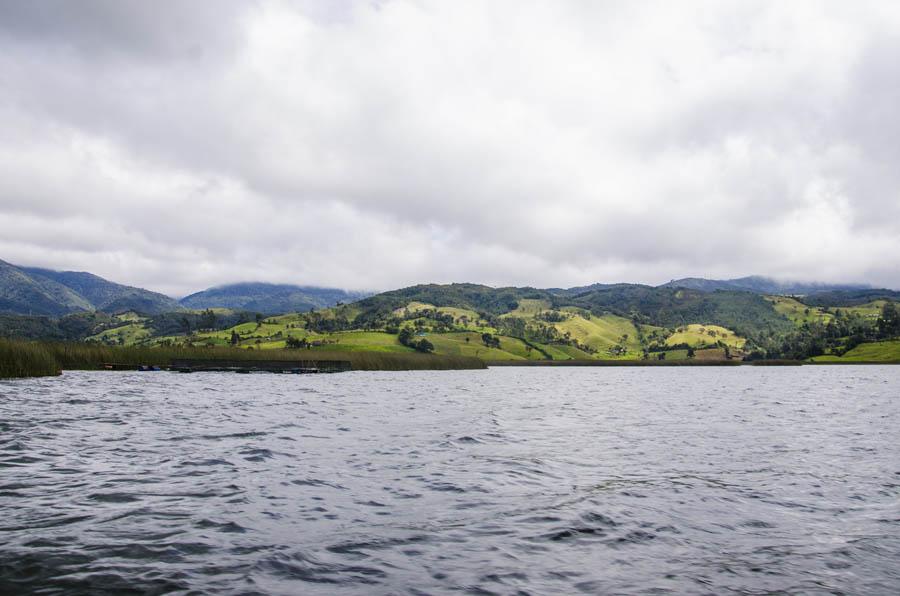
0 339 60 378
0 342 486 378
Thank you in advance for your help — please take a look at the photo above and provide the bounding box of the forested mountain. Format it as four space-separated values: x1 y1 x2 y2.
0 261 366 317
351 283 793 339
179 282 371 314
2 259 898 362
798 288 900 307
21 267 181 314
0 259 95 316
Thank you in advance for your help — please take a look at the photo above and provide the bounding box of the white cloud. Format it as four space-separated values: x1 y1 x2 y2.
1 0 899 295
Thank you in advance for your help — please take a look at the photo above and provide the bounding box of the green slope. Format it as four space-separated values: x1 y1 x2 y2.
812 340 900 362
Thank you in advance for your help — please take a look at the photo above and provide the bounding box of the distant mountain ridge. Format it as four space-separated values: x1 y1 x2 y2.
0 259 181 316
0 260 92 316
0 257 890 321
178 282 372 314
22 267 181 314
0 259 371 317
660 276 871 295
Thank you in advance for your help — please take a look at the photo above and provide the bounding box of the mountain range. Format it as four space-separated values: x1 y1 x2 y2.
179 282 371 314
0 258 890 319
0 260 178 316
0 259 369 317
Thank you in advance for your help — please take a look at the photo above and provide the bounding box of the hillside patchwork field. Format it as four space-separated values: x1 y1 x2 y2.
812 340 900 363
665 324 745 349
2 277 891 364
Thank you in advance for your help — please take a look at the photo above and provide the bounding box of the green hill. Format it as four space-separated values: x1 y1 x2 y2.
812 340 900 363
179 282 370 314
1 266 897 364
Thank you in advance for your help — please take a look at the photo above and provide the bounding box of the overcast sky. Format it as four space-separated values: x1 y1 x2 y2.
1 1 899 296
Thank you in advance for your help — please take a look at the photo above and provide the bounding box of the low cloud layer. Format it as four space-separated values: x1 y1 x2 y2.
1 0 899 296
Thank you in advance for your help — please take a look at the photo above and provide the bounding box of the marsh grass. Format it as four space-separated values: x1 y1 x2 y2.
0 342 485 378
0 339 60 378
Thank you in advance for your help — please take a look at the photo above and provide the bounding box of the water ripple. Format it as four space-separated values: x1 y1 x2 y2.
1 367 899 594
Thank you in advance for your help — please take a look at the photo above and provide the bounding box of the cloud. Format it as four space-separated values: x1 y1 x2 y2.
1 0 899 295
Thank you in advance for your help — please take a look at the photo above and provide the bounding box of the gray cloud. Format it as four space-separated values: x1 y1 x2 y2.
1 0 899 296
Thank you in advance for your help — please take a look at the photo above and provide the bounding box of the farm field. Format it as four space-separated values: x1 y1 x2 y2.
767 296 887 325
665 324 745 348
549 313 642 358
766 296 834 325
812 340 900 363
426 332 542 361
64 281 899 366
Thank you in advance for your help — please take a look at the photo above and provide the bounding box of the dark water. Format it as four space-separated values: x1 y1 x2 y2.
1 367 899 595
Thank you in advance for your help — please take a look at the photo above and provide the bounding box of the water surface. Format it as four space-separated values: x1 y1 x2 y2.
1 367 899 594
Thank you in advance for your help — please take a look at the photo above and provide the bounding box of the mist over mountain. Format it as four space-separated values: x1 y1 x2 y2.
660 276 871 295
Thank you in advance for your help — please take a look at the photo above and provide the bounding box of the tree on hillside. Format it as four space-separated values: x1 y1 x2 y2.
481 333 500 349
285 336 307 349
230 330 240 345
877 302 900 338
201 309 217 330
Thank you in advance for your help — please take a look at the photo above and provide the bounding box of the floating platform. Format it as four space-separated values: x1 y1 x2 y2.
168 359 352 374
100 359 351 373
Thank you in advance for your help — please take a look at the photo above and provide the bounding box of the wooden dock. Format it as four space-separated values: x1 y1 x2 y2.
168 359 352 374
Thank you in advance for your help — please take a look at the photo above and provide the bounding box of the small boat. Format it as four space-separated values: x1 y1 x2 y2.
137 365 161 372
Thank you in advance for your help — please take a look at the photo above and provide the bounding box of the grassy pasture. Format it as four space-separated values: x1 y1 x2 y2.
549 344 598 360
766 296 833 325
393 302 488 330
842 301 888 319
88 322 152 345
424 332 529 360
504 299 552 317
394 302 481 320
693 347 729 360
551 313 642 357
767 296 889 326
533 343 575 360
661 349 689 361
312 331 411 353
812 340 900 363
666 324 745 348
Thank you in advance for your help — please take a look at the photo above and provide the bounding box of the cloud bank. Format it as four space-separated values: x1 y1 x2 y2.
1 0 899 296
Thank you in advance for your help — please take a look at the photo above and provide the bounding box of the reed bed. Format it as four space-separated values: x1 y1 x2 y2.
485 359 745 366
0 339 60 378
0 342 485 378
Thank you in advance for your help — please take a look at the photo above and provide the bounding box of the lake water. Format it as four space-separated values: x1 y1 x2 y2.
1 367 899 595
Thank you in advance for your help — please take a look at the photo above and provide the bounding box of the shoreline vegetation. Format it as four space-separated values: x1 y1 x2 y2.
2 278 900 379
0 340 486 379
2 339 898 379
